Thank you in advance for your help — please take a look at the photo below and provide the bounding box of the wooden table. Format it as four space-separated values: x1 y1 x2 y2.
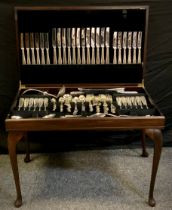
6 116 164 207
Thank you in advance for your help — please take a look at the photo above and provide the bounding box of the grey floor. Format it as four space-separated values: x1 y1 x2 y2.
0 146 172 210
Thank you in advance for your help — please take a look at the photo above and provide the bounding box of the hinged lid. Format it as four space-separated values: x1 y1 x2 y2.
14 5 149 87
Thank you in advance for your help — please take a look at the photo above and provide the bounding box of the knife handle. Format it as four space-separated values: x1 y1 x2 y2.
82 47 86 64
36 48 40 64
123 48 126 64
41 48 45 64
105 47 109 64
101 47 105 64
138 48 141 64
118 48 122 64
53 47 57 64
86 47 90 64
113 49 117 64
26 48 31 64
46 48 50 64
67 47 72 64
77 48 81 64
72 47 76 64
91 47 95 64
31 48 36 64
21 48 26 65
58 47 62 64
133 48 137 64
62 47 67 64
128 49 131 64
96 47 100 64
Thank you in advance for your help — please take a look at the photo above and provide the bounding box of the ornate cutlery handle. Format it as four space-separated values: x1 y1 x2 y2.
128 49 131 64
113 49 117 64
118 48 122 64
72 47 76 64
86 47 90 64
41 48 45 64
26 48 31 64
138 48 141 64
21 48 26 64
77 48 81 64
46 48 50 64
53 47 57 64
31 48 36 64
82 47 86 64
68 47 72 64
91 47 95 64
105 47 109 64
58 47 62 64
123 48 126 64
36 48 40 64
101 47 105 64
62 47 67 64
96 47 100 64
133 48 137 64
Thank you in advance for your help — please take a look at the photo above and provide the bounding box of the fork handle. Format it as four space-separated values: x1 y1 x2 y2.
46 48 50 64
53 47 57 64
21 48 26 65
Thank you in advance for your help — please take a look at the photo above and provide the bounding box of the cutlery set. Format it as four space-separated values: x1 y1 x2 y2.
20 29 143 65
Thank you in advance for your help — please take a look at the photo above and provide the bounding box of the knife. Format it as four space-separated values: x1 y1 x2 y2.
25 33 31 64
127 32 132 64
30 33 36 64
52 28 57 64
81 28 86 64
122 32 127 64
100 27 105 64
105 27 110 64
91 27 95 64
45 33 50 64
71 28 76 64
62 28 67 64
117 31 122 64
40 33 45 64
96 27 100 64
137 31 142 64
57 28 62 64
76 28 81 64
113 31 117 64
35 32 40 64
20 33 26 64
132 31 137 64
86 28 91 64
67 28 72 64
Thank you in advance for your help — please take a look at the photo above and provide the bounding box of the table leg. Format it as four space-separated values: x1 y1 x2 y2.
145 129 163 207
8 131 25 207
23 133 31 163
141 130 149 157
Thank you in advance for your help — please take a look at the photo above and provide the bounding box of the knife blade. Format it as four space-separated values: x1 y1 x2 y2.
100 27 105 64
45 32 50 64
71 28 76 64
76 28 81 64
57 28 62 64
62 28 67 64
52 28 57 64
137 31 142 64
30 33 36 64
105 27 110 64
25 33 31 64
127 32 132 64
86 27 91 64
67 28 71 64
40 32 45 64
122 32 127 64
35 32 40 64
91 27 95 64
81 28 85 64
96 27 100 64
117 31 122 64
113 31 117 64
20 33 26 64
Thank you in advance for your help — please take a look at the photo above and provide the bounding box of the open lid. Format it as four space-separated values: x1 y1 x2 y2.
14 5 149 87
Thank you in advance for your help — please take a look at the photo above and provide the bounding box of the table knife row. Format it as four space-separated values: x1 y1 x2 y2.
20 29 143 65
